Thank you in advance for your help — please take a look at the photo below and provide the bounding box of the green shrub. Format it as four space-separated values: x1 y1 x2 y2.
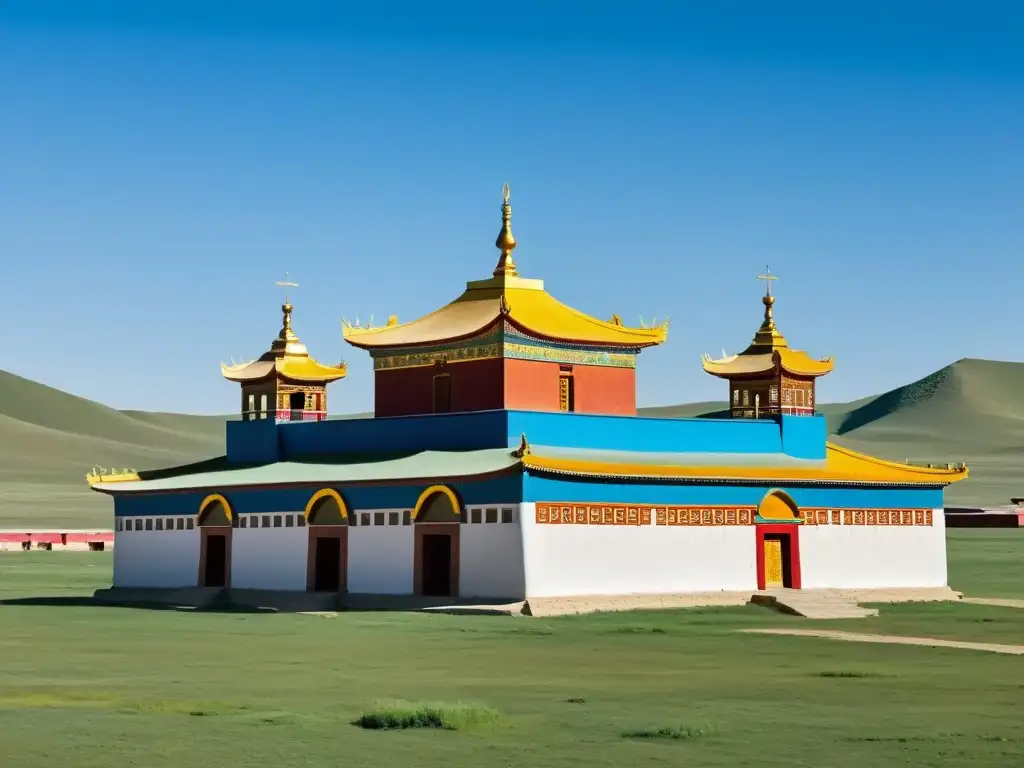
622 725 714 741
354 700 499 731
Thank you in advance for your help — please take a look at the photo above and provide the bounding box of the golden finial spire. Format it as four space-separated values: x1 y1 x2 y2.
492 182 518 277
756 265 778 323
274 272 301 345
753 265 787 347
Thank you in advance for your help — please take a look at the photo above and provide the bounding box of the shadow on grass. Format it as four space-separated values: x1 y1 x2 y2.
0 596 275 614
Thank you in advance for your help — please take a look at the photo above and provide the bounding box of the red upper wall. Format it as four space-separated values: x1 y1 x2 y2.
374 356 636 417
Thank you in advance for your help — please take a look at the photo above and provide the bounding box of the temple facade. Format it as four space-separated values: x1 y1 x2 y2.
88 187 968 609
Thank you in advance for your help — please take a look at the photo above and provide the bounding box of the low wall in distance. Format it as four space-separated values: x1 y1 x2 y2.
945 513 1024 528
0 530 115 552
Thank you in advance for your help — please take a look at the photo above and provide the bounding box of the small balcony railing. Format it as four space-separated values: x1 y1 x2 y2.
241 410 327 423
276 409 327 423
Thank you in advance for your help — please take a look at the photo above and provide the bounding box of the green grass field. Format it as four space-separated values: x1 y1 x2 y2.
1 530 1022 768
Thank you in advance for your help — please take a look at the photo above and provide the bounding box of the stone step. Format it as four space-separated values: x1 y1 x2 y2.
751 591 879 619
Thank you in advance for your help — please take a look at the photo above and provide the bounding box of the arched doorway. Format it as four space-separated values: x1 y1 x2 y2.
197 494 233 588
755 490 802 590
412 485 461 598
304 489 349 593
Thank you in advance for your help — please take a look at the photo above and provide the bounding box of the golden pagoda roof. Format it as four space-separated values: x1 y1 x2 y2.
519 442 969 487
702 271 834 379
222 301 347 384
343 185 668 350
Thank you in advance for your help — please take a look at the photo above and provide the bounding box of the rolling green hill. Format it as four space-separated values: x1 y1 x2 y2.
0 370 226 529
0 358 1019 528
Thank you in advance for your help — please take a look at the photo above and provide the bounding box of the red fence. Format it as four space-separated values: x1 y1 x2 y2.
0 531 114 549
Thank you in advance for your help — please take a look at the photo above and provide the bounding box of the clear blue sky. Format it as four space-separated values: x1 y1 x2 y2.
1 2 1022 414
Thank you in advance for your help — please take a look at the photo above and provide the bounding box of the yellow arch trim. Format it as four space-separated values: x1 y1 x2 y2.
411 484 462 521
304 488 349 521
198 493 233 522
758 489 800 521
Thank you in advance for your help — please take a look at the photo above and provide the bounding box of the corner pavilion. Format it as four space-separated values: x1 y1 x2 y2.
88 186 968 611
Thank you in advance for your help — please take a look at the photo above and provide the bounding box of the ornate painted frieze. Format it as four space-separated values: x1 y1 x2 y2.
659 507 756 526
535 503 652 526
371 322 640 371
800 508 933 526
371 326 503 371
534 503 935 527
503 341 635 368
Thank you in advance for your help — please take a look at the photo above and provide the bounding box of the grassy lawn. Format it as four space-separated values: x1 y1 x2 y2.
947 529 1024 598
0 531 1023 768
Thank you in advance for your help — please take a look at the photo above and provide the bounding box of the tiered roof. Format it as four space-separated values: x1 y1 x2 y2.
702 270 834 379
343 184 668 350
221 301 347 384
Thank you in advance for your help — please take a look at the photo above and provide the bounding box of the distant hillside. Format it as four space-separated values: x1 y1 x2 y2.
1 358 1021 527
0 370 226 528
831 359 1024 507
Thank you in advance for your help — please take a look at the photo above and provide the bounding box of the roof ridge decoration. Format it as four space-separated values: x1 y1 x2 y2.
342 185 669 350
702 266 834 379
86 466 141 486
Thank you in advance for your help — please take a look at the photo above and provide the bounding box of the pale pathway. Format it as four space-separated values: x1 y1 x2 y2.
961 597 1024 610
743 628 1024 655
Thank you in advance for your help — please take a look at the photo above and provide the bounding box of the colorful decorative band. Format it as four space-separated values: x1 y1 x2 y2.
534 504 935 527
371 323 639 371
373 342 502 371
660 507 756 526
535 503 652 526
801 508 933 526
502 341 636 369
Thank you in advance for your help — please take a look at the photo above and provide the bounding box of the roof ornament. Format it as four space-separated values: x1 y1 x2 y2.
499 293 512 316
755 265 779 328
275 272 300 342
512 432 531 458
492 182 519 278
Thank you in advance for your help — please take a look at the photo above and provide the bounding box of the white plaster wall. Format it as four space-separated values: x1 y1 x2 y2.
799 510 947 589
113 527 199 588
520 503 758 598
231 523 309 591
348 520 415 594
460 510 526 599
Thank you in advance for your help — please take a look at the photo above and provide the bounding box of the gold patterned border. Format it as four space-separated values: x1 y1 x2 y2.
534 503 935 527
535 503 651 526
801 508 933 526
534 503 753 526
659 507 756 525
503 342 636 369
374 342 501 371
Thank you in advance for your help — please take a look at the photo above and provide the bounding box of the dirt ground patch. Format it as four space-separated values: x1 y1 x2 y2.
743 628 1024 655
961 597 1024 610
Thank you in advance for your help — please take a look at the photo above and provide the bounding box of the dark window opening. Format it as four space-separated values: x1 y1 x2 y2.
433 374 452 413
289 391 305 421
